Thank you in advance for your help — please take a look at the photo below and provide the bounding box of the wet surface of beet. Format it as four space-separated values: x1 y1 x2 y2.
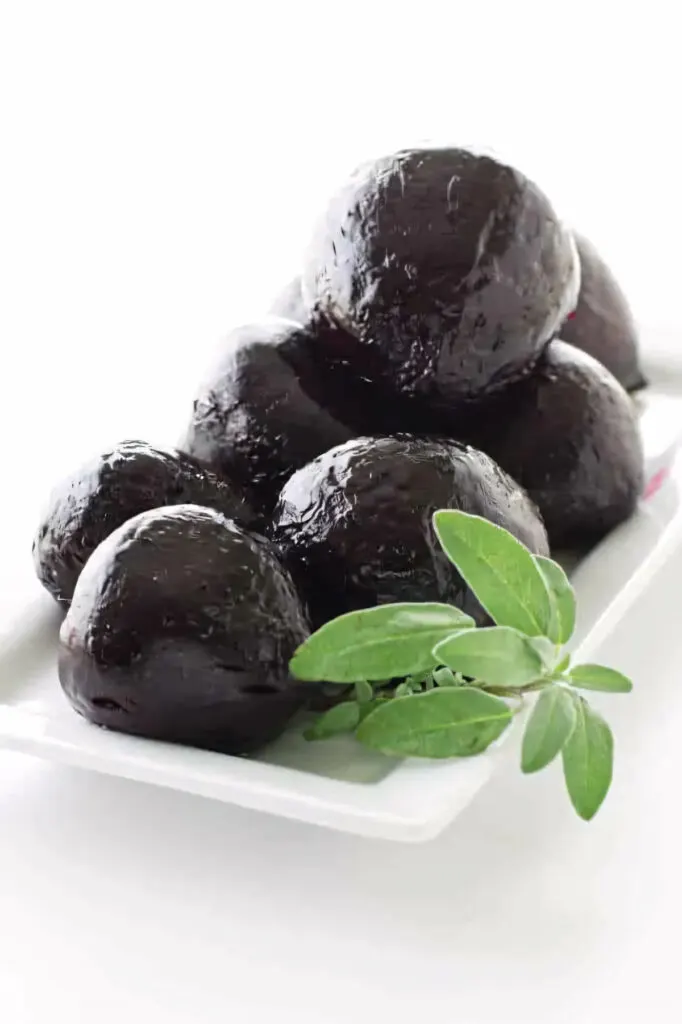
459 340 645 546
561 232 646 392
273 435 549 628
33 440 255 607
302 146 580 409
181 318 355 515
59 505 311 755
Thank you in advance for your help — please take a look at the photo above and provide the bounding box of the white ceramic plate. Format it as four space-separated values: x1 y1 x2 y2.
2 336 682 842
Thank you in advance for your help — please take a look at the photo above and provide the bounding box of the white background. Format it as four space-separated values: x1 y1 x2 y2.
1 2 682 1021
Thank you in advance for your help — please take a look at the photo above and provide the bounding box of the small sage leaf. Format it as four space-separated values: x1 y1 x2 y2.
433 510 552 637
555 653 571 674
356 687 513 759
354 680 374 703
535 555 576 645
568 664 633 694
394 682 412 698
406 674 427 691
358 700 384 723
290 602 475 683
431 666 459 687
521 686 577 773
528 635 559 670
562 696 614 820
433 626 547 688
304 701 360 741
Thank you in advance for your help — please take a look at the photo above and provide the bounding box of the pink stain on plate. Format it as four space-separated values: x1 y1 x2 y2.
644 468 669 500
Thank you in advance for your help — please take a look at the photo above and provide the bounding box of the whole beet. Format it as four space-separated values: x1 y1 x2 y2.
33 440 255 607
59 504 311 755
561 232 646 392
273 435 549 628
460 341 644 546
302 146 579 410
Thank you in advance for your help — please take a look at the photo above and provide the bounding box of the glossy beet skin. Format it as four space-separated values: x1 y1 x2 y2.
461 341 644 547
181 317 440 517
302 146 580 408
33 440 255 608
273 436 549 629
181 318 354 515
561 232 646 392
58 505 311 756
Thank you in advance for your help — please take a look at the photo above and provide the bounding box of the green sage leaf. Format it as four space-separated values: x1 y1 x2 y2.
431 666 460 687
304 701 360 741
433 510 552 637
354 680 374 703
433 626 547 688
535 555 576 645
568 664 633 694
290 602 475 683
358 698 387 723
356 687 513 759
562 696 614 820
521 686 577 773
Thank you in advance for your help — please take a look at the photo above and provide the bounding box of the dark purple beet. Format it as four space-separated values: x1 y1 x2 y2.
561 232 646 392
459 341 644 546
180 318 355 515
59 504 311 755
302 146 579 410
180 317 441 516
33 440 255 607
273 435 549 629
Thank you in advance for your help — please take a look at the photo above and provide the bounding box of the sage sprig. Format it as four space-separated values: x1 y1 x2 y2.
290 510 632 821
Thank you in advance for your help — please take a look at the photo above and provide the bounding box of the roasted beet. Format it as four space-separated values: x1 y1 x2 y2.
302 146 579 409
59 505 310 755
180 316 439 516
459 341 644 546
33 440 255 607
180 318 354 515
561 232 646 392
273 435 549 628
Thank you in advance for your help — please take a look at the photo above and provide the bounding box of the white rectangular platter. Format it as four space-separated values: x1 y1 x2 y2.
2 337 682 842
